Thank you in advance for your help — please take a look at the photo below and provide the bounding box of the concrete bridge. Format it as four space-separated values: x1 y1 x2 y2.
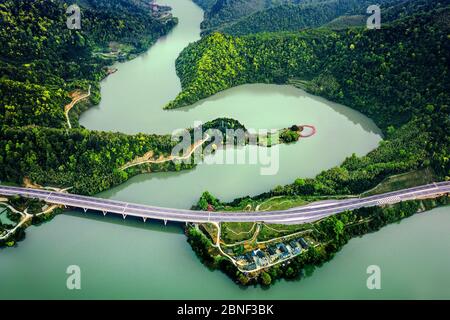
0 182 448 225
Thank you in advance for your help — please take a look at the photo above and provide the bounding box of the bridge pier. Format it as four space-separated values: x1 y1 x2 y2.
103 211 107 216
142 217 147 223
122 214 127 220
164 220 167 226
83 208 88 213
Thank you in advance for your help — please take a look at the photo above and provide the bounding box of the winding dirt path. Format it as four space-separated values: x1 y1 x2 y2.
65 85 91 129
0 202 62 241
120 134 210 170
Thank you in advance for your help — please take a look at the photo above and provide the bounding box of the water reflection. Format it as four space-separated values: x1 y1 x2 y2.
64 210 184 236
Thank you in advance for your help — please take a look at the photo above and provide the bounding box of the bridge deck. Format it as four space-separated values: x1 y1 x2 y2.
0 182 448 224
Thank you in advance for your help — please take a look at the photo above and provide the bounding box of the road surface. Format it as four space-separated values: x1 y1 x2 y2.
0 182 448 225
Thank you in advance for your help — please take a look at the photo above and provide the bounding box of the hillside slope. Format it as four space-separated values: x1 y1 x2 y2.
220 0 450 35
220 0 375 35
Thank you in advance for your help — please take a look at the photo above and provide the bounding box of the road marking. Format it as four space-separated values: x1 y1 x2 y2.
0 183 448 224
377 195 401 205
45 192 53 202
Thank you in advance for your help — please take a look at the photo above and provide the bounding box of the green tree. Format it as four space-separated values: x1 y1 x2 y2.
260 272 272 286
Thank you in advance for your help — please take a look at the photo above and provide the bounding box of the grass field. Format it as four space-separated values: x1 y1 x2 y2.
257 223 313 242
221 222 256 244
361 167 438 196
256 196 309 211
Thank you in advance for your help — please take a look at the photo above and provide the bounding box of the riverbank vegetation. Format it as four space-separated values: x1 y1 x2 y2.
212 0 450 35
218 0 378 36
0 196 64 248
1 127 179 194
187 196 450 286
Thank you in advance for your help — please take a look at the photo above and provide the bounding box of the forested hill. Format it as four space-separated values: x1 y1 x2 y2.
322 0 450 29
70 0 176 49
198 0 450 36
195 0 367 34
0 0 176 128
219 0 372 35
167 7 450 194
194 0 297 34
0 0 180 194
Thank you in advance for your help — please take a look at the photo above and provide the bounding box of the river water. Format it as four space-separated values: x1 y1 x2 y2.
0 0 449 299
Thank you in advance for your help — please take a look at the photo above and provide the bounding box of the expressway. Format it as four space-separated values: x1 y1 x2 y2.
0 182 449 225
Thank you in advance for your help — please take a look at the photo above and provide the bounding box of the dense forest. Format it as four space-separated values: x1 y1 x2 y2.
0 0 179 194
167 6 450 199
1 126 179 194
196 0 368 34
71 0 178 50
194 0 297 33
195 0 450 35
219 0 450 35
0 0 176 128
220 1 368 35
